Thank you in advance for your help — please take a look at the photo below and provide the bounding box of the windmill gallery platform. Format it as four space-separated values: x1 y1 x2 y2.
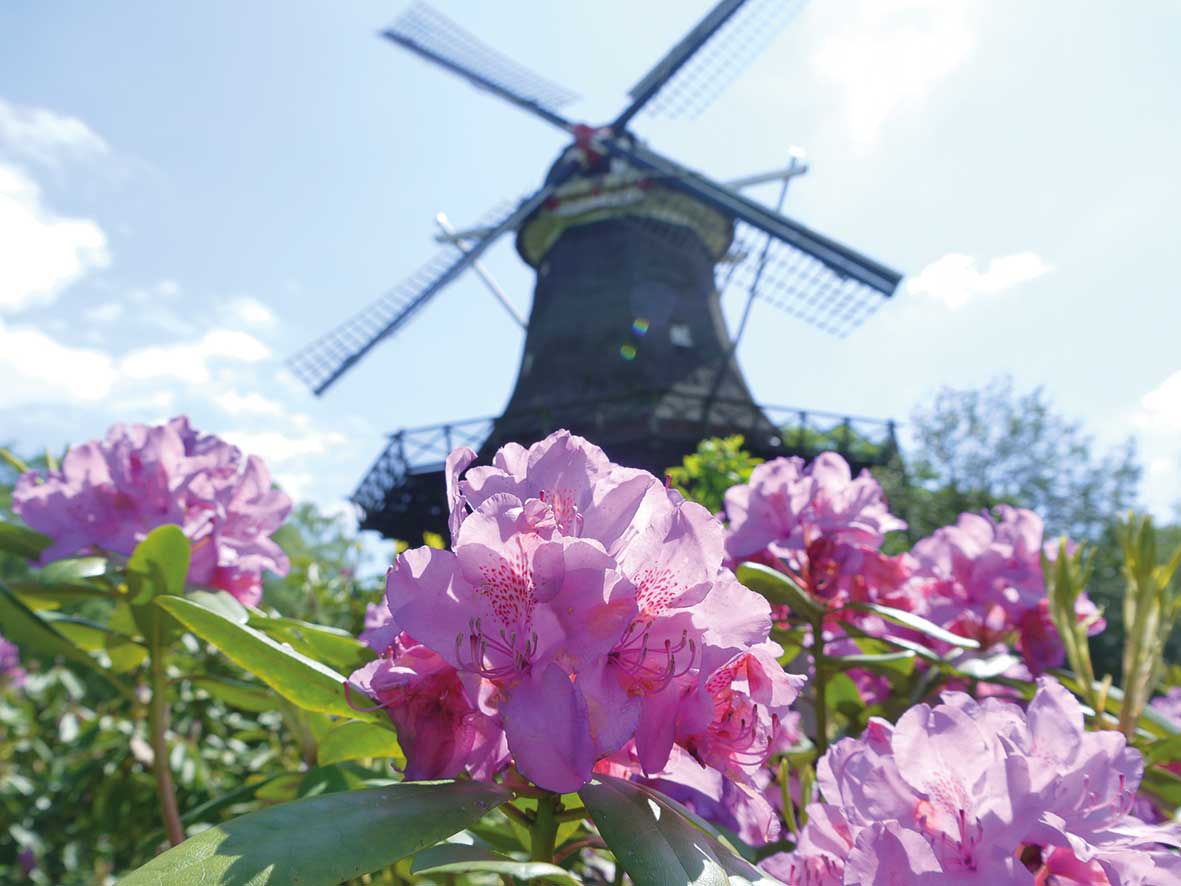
288 0 904 543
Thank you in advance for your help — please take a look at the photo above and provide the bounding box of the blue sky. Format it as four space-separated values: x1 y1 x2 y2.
2 1 1179 524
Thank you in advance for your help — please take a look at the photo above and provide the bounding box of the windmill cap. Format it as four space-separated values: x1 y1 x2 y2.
516 166 734 268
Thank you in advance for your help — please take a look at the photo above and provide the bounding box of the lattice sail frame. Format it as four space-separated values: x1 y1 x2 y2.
725 221 888 337
385 2 579 114
633 0 808 120
288 199 521 394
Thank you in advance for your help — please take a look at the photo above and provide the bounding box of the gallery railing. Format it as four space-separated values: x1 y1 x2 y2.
352 392 898 514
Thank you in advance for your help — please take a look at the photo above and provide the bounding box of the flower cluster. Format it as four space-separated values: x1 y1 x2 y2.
349 431 804 793
906 506 1104 673
723 452 1103 676
1 632 25 689
724 453 909 614
767 678 1181 885
723 453 915 705
13 416 291 606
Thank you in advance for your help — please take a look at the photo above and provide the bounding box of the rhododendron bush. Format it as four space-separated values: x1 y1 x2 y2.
1 423 1179 885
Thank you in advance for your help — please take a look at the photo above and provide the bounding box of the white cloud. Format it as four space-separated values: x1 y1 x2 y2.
906 251 1052 309
213 389 284 417
110 389 177 415
813 1 975 146
0 318 117 407
221 296 277 330
155 279 180 299
120 329 271 384
274 471 314 500
1135 371 1181 435
0 99 108 166
85 301 124 323
0 163 111 314
223 427 347 467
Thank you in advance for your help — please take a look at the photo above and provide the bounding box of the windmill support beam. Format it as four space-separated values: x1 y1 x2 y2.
434 212 525 328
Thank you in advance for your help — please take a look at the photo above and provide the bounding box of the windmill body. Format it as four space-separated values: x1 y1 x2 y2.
291 1 905 541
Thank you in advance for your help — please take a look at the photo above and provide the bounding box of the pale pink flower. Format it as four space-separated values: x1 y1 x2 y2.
1 633 25 689
13 416 291 605
908 507 1104 674
776 678 1180 884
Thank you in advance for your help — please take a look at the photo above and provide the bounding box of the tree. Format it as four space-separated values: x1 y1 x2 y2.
882 376 1141 545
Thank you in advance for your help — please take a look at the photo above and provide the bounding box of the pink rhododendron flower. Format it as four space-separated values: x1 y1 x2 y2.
1149 687 1181 728
1132 688 1181 823
722 452 913 706
349 430 803 793
13 416 291 605
1 633 25 689
774 678 1181 884
722 452 910 616
348 632 507 781
907 507 1104 673
358 601 399 655
725 453 906 562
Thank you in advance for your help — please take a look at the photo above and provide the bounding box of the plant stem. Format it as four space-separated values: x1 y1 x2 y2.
812 622 828 755
530 792 560 863
500 801 534 828
555 805 588 823
148 639 184 846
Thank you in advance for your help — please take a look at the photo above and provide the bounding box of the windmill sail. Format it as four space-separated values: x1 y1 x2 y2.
288 193 552 395
615 0 807 128
727 221 891 336
615 140 900 291
383 2 578 131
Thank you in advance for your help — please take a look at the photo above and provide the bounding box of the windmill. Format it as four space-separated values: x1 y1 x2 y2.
289 0 904 540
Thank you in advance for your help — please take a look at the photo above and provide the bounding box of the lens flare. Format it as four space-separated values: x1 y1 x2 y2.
631 317 650 337
619 344 637 361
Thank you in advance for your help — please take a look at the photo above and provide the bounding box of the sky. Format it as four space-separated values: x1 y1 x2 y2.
1 0 1180 526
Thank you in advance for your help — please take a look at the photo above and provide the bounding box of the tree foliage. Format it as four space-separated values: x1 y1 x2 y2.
883 376 1141 544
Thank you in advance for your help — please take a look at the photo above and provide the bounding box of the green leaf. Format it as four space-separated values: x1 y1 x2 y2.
10 581 112 610
40 613 148 672
828 649 916 680
579 776 778 886
119 780 512 886
845 601 980 649
412 844 580 884
250 613 375 673
0 584 133 698
823 672 868 722
950 650 1021 681
156 594 386 724
127 525 190 646
187 589 249 624
0 520 52 560
188 676 274 713
254 773 303 804
735 562 824 621
127 525 189 605
40 614 115 651
297 763 369 798
875 634 945 664
318 720 405 767
1141 765 1181 808
40 555 112 583
1144 734 1181 766
0 447 30 473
